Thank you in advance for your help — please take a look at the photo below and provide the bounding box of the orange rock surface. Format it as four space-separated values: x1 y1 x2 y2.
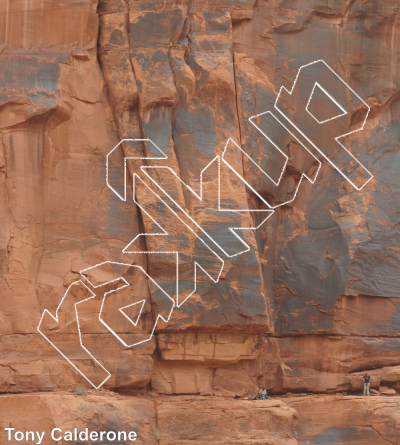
0 0 399 442
0 393 298 445
286 395 400 445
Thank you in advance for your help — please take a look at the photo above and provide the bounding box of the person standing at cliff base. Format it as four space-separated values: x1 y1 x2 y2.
358 374 375 396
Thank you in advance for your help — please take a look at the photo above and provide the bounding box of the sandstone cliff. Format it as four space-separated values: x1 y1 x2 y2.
0 0 399 443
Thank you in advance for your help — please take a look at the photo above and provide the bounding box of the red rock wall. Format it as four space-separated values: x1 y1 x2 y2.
0 0 400 443
286 395 400 445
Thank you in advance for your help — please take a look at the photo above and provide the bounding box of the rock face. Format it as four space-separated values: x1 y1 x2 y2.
286 395 400 445
0 0 400 443
2 393 399 445
0 393 298 445
0 393 158 444
156 396 298 444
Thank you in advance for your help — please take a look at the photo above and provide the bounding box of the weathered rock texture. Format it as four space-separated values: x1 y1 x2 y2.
0 393 298 445
2 393 400 445
156 396 298 444
0 393 158 444
286 395 400 445
0 0 400 443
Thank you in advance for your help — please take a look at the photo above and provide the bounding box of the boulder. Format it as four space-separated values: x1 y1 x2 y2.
381 365 400 383
379 387 397 396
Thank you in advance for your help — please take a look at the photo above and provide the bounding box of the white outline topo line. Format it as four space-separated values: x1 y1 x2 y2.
38 59 373 388
274 59 372 190
37 281 111 389
81 261 175 348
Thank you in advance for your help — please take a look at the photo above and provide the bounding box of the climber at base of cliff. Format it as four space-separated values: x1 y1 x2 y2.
254 387 270 400
358 374 375 396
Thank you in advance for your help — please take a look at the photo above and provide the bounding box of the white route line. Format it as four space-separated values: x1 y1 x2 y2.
80 261 175 348
106 138 167 202
246 112 322 209
274 59 373 190
305 82 348 124
139 155 274 258
125 173 225 307
119 300 145 327
37 281 111 389
39 58 373 388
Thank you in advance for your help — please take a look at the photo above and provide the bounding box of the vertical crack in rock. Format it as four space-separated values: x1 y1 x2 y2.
1 0 400 419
